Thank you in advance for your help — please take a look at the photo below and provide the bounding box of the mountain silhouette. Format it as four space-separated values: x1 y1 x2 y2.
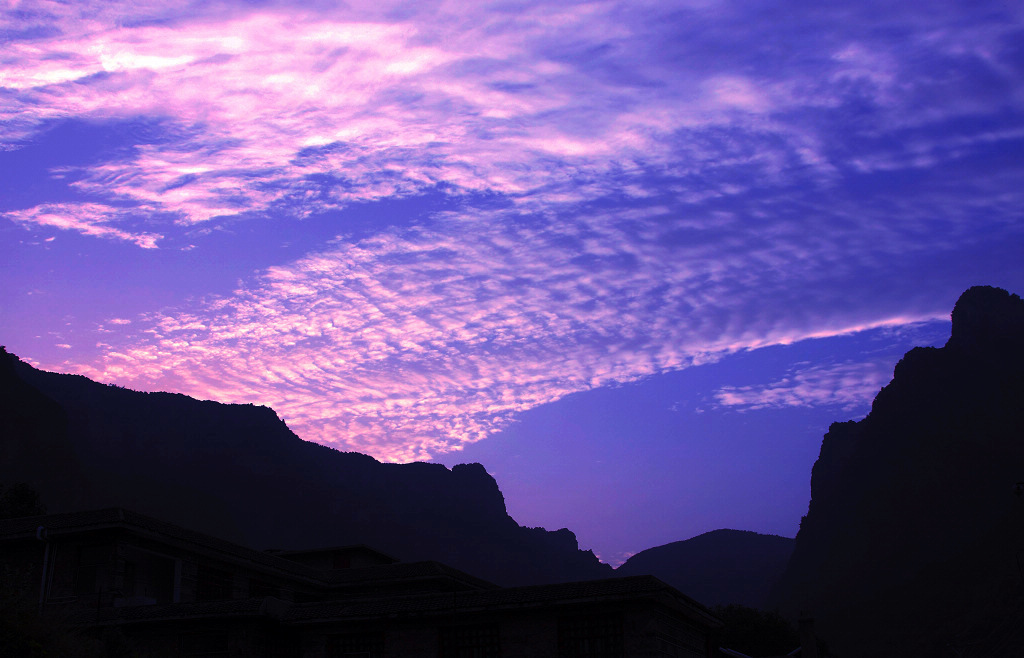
769 285 1024 656
0 348 611 586
616 529 794 608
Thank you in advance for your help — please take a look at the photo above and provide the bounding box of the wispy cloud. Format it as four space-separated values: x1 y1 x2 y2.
64 199 953 460
4 203 162 248
4 1 1020 241
6 0 1023 460
713 361 893 413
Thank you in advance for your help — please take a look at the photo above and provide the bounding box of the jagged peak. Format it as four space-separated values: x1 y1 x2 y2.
772 284 1024 654
947 285 1024 354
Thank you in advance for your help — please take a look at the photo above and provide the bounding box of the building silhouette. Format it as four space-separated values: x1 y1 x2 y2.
1 508 721 657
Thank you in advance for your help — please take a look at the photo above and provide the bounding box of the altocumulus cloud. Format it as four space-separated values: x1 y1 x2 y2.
713 361 894 413
5 0 1021 236
72 204 950 460
5 0 1024 459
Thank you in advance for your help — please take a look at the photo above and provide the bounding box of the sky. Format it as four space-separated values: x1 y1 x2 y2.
2 0 1023 566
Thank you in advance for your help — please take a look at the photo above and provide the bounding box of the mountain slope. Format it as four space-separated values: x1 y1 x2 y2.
616 529 794 608
0 347 611 586
769 286 1024 656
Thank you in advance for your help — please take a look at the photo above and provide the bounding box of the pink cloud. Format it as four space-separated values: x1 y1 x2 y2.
61 201 952 461
5 0 1016 248
2 1 868 235
4 203 162 248
8 0 1021 461
713 361 896 413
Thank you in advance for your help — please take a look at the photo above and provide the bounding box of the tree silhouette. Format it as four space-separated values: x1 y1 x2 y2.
0 482 45 520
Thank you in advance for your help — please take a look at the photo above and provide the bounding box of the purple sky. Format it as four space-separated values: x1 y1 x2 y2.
2 0 1023 565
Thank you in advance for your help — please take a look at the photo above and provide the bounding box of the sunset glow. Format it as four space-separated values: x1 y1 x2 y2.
3 0 1022 564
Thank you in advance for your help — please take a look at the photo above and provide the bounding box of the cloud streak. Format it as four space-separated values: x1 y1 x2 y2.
65 198 959 460
5 1 1021 239
713 361 893 413
5 0 1024 461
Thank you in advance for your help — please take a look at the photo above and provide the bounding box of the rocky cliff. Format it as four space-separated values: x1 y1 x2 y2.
0 347 612 586
617 528 794 608
769 286 1024 656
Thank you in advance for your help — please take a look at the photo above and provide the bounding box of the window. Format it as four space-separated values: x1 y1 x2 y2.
196 564 233 601
439 623 500 658
74 545 109 596
327 631 385 657
180 630 230 657
558 613 624 658
250 578 280 598
122 560 136 596
127 550 176 604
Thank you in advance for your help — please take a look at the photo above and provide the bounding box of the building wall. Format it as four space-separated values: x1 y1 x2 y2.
119 618 300 658
4 517 719 658
23 528 318 610
298 601 713 658
0 539 45 604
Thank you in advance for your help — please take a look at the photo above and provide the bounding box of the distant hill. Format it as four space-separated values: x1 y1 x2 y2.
616 529 794 608
769 286 1024 656
0 347 612 587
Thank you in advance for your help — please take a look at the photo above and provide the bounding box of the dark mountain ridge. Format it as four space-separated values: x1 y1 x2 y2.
769 285 1024 656
616 528 794 608
0 348 611 586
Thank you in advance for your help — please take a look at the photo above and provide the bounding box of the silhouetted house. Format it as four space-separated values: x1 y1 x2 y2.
0 508 721 656
716 616 825 658
265 545 399 571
